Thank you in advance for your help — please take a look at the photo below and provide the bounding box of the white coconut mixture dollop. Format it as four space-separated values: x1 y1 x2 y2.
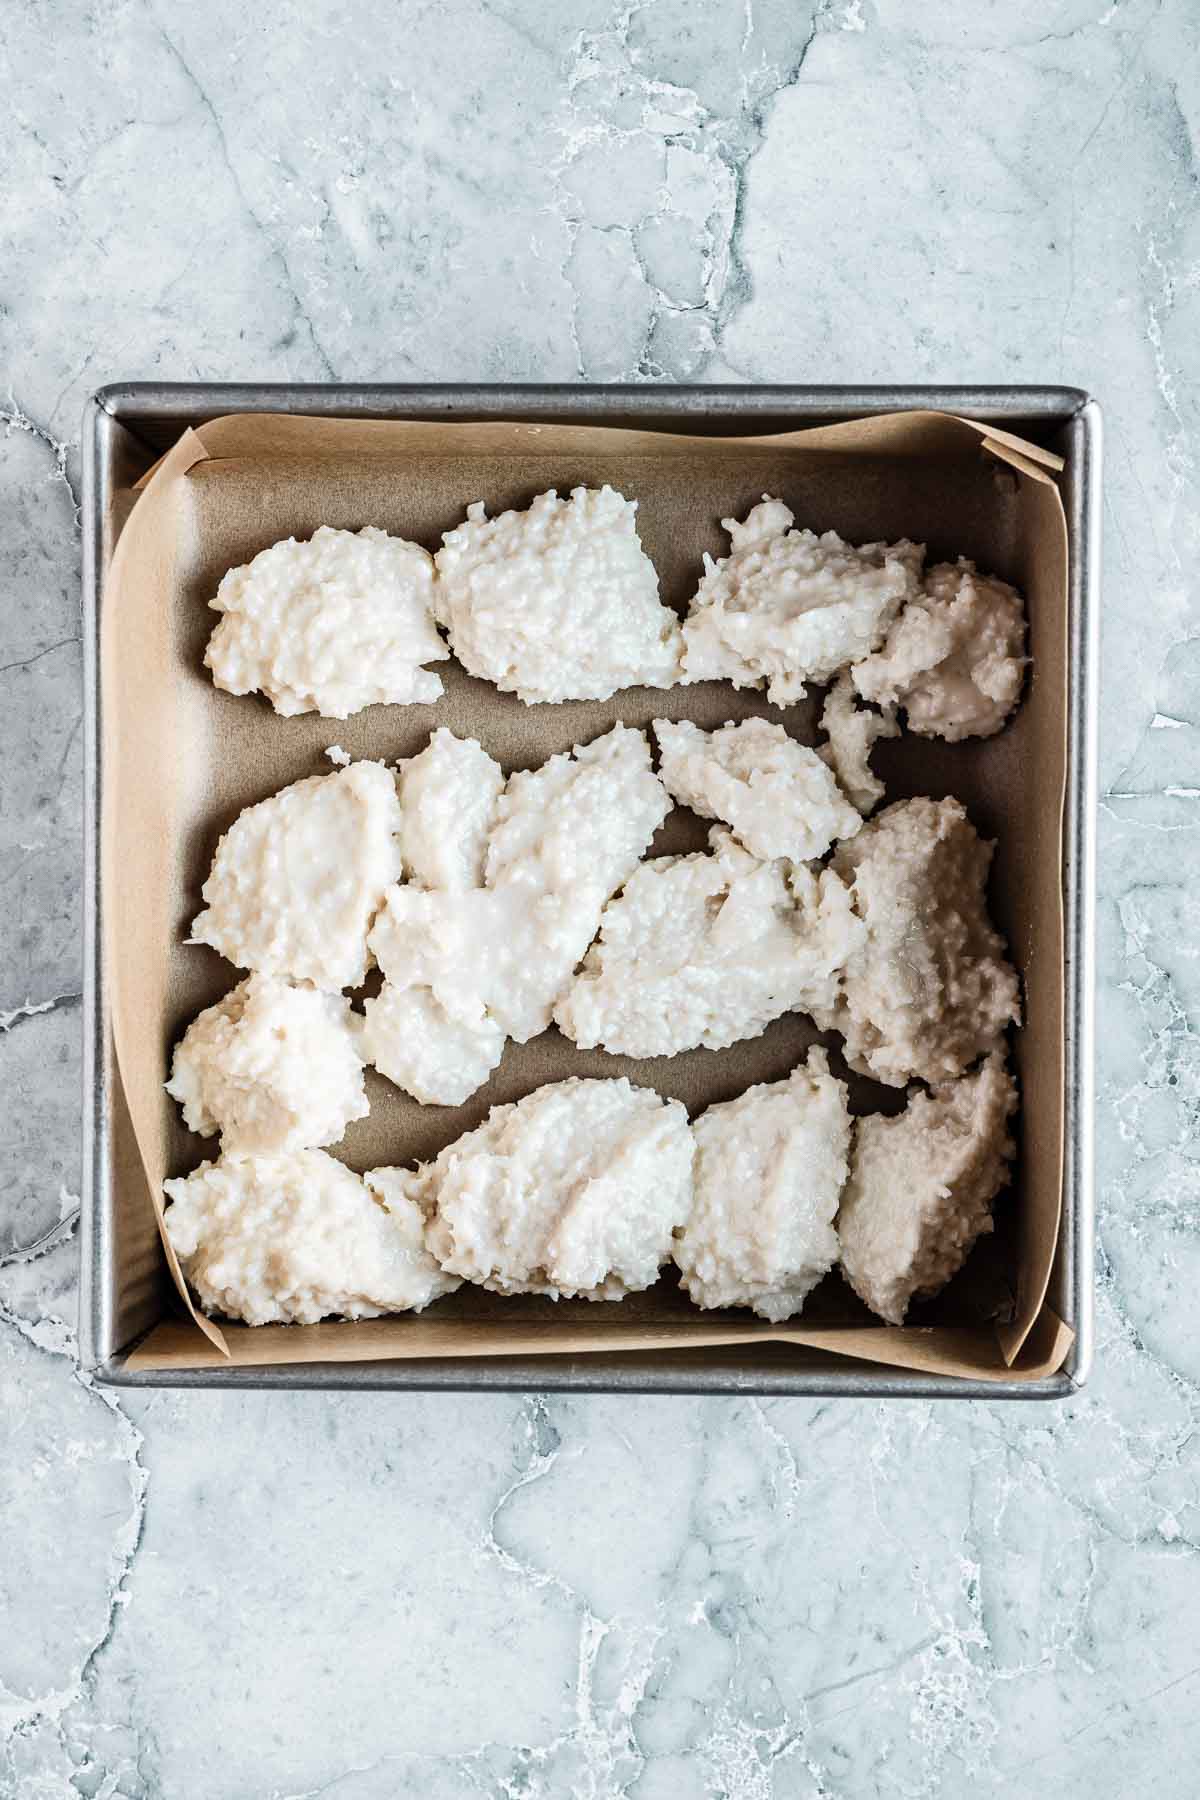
190 760 404 992
408 1077 694 1300
555 827 863 1058
163 1150 459 1325
362 724 669 1102
396 726 503 892
434 485 683 703
166 973 367 1154
675 1046 850 1321
654 715 861 863
205 526 447 718
682 498 924 704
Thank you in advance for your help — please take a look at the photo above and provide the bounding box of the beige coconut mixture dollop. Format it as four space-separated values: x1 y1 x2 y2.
838 1053 1018 1324
813 796 1021 1088
853 558 1027 741
817 672 899 814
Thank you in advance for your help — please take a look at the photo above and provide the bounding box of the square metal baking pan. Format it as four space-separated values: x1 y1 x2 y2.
79 384 1100 1398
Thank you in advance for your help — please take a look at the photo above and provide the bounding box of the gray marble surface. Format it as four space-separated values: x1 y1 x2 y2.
2 0 1198 1793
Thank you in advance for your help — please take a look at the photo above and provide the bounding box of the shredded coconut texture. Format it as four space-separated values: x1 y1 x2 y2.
412 1077 695 1299
163 1150 459 1325
681 498 924 704
484 721 669 913
814 797 1021 1087
654 715 860 862
817 672 899 814
368 886 534 1044
365 725 669 1106
675 1046 850 1321
397 727 504 892
190 761 403 992
204 526 447 718
166 974 368 1153
838 1053 1018 1324
434 485 683 703
555 827 864 1058
853 558 1027 741
359 981 506 1108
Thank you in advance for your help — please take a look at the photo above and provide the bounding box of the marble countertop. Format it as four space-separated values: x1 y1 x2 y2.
3 0 1198 1793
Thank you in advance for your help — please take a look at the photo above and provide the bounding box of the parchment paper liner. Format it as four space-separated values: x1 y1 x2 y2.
102 411 1070 1379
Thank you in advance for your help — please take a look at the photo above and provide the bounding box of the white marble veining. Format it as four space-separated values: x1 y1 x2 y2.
3 0 1199 1792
